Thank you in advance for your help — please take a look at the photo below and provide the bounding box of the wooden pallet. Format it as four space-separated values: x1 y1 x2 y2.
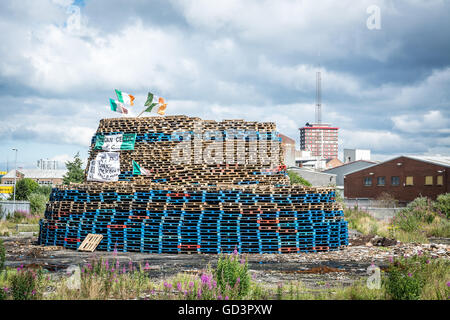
78 234 104 252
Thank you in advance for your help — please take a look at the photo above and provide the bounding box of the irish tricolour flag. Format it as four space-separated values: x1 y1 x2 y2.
132 160 152 176
110 98 128 114
115 89 135 106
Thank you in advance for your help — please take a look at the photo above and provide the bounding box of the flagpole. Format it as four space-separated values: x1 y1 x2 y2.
136 109 146 118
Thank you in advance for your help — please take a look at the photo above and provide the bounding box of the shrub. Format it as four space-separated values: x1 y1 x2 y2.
385 265 424 300
10 266 44 300
344 208 389 237
214 251 251 299
335 189 344 204
0 239 5 276
383 254 448 300
287 171 312 186
37 185 52 198
29 192 48 216
393 197 435 232
375 192 398 208
434 193 450 219
392 196 450 238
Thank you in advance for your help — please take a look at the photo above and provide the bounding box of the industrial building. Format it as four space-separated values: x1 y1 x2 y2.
344 149 371 163
37 159 60 170
325 158 344 169
344 155 449 203
323 160 377 188
1 169 67 186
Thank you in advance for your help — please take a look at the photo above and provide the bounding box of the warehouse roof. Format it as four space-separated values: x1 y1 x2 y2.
344 155 450 177
405 155 450 167
2 169 67 179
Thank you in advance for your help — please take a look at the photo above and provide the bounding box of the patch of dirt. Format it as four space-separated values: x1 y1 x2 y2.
349 234 397 247
2 232 448 291
349 235 374 246
282 266 347 274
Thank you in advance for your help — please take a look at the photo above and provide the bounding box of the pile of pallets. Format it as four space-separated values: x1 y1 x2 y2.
86 116 288 185
39 183 348 253
38 116 348 254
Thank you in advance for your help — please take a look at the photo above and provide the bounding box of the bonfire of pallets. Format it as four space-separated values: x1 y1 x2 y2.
38 115 348 254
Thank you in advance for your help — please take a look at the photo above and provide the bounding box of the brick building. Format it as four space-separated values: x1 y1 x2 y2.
344 156 449 203
279 133 296 167
1 169 67 186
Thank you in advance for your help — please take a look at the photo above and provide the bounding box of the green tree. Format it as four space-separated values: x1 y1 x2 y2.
63 152 85 185
287 170 312 186
37 185 52 198
10 178 39 201
29 192 48 216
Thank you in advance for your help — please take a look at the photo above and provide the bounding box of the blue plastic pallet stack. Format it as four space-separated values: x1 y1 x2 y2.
39 186 348 254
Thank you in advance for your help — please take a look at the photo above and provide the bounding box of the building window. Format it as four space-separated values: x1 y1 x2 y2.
437 176 443 186
377 177 385 186
364 177 372 186
406 176 414 186
425 176 433 186
391 176 400 186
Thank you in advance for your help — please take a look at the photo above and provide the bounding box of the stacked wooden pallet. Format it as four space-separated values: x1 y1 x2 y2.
39 115 348 254
39 183 348 254
86 116 287 185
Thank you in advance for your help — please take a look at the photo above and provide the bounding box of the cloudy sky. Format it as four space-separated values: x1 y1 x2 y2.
0 0 449 170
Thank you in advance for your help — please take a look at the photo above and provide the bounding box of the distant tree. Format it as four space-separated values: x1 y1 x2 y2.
287 170 312 187
10 178 39 201
37 185 52 198
29 192 48 216
63 152 85 185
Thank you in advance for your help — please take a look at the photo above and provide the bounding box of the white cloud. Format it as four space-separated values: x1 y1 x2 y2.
256 57 361 97
340 129 411 152
0 0 449 166
392 110 449 133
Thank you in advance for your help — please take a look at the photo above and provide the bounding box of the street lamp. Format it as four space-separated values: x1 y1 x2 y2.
12 148 18 215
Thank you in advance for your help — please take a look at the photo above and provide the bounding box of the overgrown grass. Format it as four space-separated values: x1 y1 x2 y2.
393 197 450 239
344 208 390 237
1 252 448 300
345 194 450 243
0 211 41 236
385 253 450 300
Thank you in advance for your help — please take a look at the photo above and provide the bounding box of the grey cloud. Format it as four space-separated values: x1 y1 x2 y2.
0 0 448 162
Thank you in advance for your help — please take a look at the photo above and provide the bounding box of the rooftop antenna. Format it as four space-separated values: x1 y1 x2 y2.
315 51 322 124
315 71 322 124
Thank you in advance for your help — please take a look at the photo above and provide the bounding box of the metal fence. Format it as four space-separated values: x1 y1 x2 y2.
0 201 31 220
363 207 403 222
344 199 404 222
344 198 405 209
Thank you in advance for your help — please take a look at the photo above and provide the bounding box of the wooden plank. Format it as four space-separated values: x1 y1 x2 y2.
78 234 103 252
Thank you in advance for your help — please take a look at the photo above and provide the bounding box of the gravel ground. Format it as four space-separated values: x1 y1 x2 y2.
2 232 449 290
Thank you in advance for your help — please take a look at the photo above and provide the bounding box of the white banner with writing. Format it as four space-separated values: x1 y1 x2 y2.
87 152 120 182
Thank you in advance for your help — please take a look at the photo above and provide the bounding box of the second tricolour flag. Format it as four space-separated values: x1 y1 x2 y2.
110 98 128 114
136 92 168 117
115 89 135 106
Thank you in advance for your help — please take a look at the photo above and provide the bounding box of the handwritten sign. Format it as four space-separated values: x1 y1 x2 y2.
87 152 120 182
